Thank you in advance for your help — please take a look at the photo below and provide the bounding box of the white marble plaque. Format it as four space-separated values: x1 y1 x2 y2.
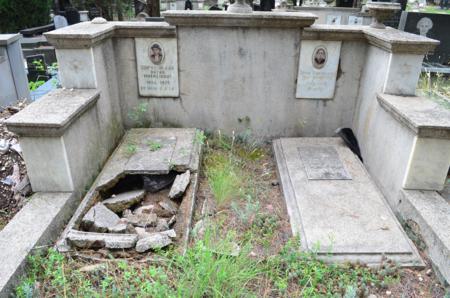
135 38 179 97
326 15 341 25
348 16 363 25
296 40 342 99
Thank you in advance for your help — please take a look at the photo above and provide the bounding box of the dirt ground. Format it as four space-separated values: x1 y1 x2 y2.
0 101 30 230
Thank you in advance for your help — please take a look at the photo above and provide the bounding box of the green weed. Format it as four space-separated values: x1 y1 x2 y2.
128 102 149 127
125 143 138 156
147 140 163 151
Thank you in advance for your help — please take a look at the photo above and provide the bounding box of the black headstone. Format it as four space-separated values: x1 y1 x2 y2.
400 11 450 65
26 54 48 82
65 7 80 25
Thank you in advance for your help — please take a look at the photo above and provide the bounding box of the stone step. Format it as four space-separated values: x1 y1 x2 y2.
398 189 450 284
273 137 424 267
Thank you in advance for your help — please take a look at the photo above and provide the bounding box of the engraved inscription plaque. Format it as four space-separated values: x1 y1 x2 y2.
296 40 342 99
298 146 351 180
135 38 179 97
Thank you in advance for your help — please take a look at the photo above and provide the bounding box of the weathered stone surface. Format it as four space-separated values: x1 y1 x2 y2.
134 204 172 217
273 137 424 267
135 233 172 252
95 129 201 192
82 203 120 232
107 219 128 233
155 218 169 232
159 199 178 215
103 190 145 212
67 230 138 249
5 89 100 137
169 170 191 199
124 211 157 227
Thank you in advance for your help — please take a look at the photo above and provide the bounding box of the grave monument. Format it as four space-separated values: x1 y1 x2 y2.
0 10 449 296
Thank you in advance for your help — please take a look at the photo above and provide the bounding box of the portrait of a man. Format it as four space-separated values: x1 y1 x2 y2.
149 42 164 65
312 46 327 69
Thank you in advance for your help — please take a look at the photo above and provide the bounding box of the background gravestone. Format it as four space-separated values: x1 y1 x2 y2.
399 11 450 65
0 34 30 106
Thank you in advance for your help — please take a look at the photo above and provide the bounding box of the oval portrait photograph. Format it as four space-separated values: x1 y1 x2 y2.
148 42 164 65
312 46 327 69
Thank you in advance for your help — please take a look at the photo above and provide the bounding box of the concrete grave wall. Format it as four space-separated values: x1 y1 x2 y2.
116 29 367 138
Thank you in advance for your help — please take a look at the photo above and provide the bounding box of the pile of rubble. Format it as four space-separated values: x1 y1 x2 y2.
67 170 191 253
0 102 31 228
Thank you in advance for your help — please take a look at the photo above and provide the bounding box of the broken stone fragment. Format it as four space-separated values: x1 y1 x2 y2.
67 229 138 249
108 218 128 233
169 170 191 199
135 233 172 253
123 212 157 227
82 203 120 232
103 190 145 212
168 215 176 226
155 218 169 232
134 204 173 217
134 227 177 240
159 199 178 215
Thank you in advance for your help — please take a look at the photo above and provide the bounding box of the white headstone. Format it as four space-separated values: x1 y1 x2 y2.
326 15 341 25
296 40 342 99
348 16 363 25
53 15 68 29
135 38 179 97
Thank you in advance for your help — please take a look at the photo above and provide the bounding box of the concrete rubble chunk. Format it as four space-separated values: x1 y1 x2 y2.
123 211 157 227
135 233 172 253
169 170 191 199
134 204 172 217
159 199 178 215
67 230 138 249
134 228 177 240
103 190 145 212
82 203 120 232
155 218 169 232
108 219 128 233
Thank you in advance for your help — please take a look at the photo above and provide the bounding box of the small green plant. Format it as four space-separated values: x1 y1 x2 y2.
125 143 138 156
231 194 260 225
147 140 162 151
28 80 45 91
32 59 45 71
128 102 149 127
194 129 207 146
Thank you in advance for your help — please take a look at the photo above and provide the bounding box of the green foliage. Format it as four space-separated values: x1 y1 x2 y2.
147 140 163 151
125 143 137 156
0 0 51 33
204 150 242 205
28 80 45 91
128 102 149 127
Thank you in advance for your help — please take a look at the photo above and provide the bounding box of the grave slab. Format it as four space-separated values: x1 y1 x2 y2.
274 137 423 267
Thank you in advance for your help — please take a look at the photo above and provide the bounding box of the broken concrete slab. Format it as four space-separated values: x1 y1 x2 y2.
103 190 145 212
95 128 202 191
169 170 191 199
123 210 157 227
67 229 138 249
57 128 202 253
273 138 424 267
135 233 172 252
0 192 77 297
159 198 178 215
82 203 120 232
155 218 170 232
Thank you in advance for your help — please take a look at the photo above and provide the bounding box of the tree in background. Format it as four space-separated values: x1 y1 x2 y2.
0 0 52 33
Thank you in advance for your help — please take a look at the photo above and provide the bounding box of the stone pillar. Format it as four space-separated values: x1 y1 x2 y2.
0 34 30 106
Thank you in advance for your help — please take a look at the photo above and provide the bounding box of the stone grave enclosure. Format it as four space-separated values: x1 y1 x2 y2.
1 10 449 296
